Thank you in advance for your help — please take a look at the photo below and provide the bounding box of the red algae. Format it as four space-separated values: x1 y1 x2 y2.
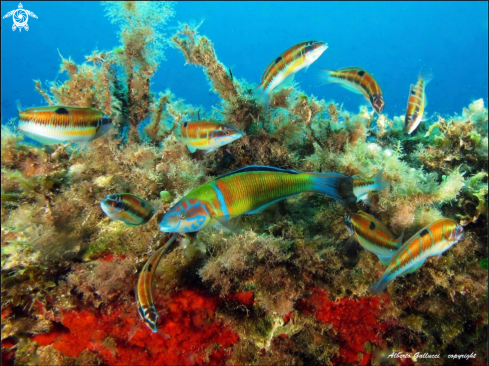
225 291 255 306
297 287 390 366
27 290 239 365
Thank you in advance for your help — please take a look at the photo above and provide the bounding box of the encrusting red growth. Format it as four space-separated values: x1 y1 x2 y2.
28 290 239 365
297 287 390 366
225 291 255 306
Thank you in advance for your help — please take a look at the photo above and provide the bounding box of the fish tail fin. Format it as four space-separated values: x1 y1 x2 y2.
318 69 335 85
16 100 24 112
378 256 393 266
394 232 404 248
306 172 350 201
371 169 389 191
369 276 391 295
419 66 434 84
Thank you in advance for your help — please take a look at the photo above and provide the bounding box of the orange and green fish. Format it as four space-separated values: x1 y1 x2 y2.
159 165 350 233
319 67 384 113
352 169 388 205
345 211 403 265
100 193 156 226
180 121 243 154
137 233 178 333
17 105 113 145
256 41 328 109
369 218 464 294
404 67 434 134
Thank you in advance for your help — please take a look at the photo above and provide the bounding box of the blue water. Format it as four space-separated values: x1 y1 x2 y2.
1 1 488 123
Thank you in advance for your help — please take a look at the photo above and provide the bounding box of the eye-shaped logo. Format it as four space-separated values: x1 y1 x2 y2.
3 3 38 32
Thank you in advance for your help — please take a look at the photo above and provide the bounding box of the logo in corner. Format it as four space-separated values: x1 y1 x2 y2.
3 3 38 32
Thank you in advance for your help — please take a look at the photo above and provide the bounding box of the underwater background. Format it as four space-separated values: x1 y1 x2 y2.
1 1 488 365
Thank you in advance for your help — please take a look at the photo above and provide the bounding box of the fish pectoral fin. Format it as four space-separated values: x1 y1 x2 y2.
187 145 197 153
275 74 296 91
339 83 363 95
79 140 94 149
204 148 217 155
214 217 241 234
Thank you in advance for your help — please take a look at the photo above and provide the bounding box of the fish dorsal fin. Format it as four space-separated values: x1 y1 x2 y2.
214 165 300 181
339 67 364 73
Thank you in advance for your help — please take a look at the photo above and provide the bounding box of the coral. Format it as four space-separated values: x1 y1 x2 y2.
296 287 390 366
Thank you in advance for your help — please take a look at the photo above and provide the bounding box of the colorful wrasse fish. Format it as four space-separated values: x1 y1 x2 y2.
345 211 403 265
100 193 156 226
352 169 388 205
17 105 113 145
159 165 350 233
319 67 384 113
369 218 464 294
256 41 328 109
137 233 178 333
180 121 243 154
404 67 434 134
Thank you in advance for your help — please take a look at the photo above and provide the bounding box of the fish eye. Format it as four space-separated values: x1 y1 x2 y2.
225 131 230 135
180 212 187 219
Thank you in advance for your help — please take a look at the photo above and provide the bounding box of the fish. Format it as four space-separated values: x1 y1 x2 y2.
369 218 465 294
100 193 156 226
256 41 328 109
159 165 350 233
137 233 179 333
352 169 389 205
180 121 243 154
319 67 385 113
17 105 113 145
344 211 403 265
404 67 434 134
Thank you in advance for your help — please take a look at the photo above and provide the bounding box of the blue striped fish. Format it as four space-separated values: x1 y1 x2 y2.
369 218 464 294
17 105 113 144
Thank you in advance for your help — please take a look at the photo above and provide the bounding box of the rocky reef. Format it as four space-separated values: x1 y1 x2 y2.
1 2 487 365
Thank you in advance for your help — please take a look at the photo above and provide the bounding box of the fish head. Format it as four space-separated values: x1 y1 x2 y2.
304 41 328 63
100 194 124 220
372 95 385 113
159 199 212 233
210 124 243 148
138 305 159 333
451 224 465 242
344 213 355 235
